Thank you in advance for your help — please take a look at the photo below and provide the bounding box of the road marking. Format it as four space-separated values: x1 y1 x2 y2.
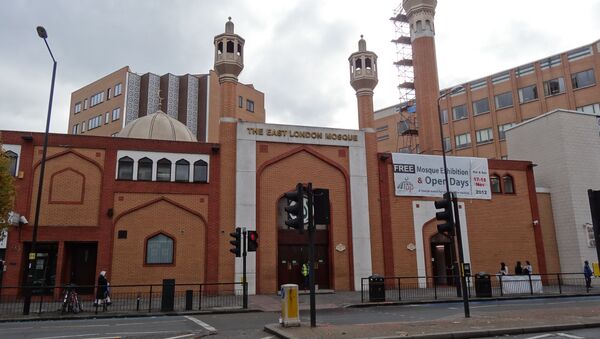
525 334 553 339
165 334 197 339
184 315 217 333
526 334 584 339
556 333 584 339
33 334 100 339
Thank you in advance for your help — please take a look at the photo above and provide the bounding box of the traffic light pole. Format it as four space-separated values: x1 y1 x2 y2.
242 227 248 309
307 182 316 328
452 194 470 318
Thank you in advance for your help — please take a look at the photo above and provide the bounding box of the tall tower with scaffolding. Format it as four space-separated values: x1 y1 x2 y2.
391 4 418 153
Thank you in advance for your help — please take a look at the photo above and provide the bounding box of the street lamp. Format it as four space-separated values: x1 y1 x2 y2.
436 85 471 318
23 26 57 315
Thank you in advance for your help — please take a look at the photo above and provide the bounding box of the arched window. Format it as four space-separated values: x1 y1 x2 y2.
425 20 432 30
490 175 501 193
138 157 153 181
156 158 171 182
237 43 243 56
217 41 223 54
416 20 423 31
503 175 515 194
355 58 362 70
226 40 234 53
365 58 372 70
193 160 208 183
5 151 17 176
146 233 174 264
117 156 133 180
175 159 190 182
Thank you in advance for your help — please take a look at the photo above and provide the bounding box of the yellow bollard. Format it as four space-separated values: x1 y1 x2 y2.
280 284 300 327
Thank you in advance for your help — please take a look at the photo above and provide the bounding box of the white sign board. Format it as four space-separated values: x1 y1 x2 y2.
392 153 491 200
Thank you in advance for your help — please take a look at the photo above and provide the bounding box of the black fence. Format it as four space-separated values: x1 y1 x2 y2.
0 282 245 317
361 273 595 303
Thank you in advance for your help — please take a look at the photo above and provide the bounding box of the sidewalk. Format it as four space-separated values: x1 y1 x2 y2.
264 300 600 338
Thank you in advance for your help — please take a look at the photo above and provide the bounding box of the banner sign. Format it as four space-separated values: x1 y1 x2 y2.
392 153 491 200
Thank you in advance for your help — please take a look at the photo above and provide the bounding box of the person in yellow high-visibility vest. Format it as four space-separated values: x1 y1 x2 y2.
301 262 309 290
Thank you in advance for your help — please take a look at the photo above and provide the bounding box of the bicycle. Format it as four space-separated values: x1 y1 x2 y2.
61 284 83 314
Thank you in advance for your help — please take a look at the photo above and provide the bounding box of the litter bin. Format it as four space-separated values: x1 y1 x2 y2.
368 275 385 302
474 273 492 298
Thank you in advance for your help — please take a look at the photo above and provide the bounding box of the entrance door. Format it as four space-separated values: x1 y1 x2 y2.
64 242 97 294
430 233 454 285
277 230 330 290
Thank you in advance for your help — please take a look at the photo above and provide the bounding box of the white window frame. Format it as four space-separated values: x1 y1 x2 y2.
476 128 493 144
455 133 471 149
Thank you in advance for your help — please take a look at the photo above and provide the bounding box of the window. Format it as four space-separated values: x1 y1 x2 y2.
518 85 538 103
543 77 565 96
146 233 174 264
571 69 596 89
88 115 102 130
5 151 17 176
470 79 487 90
576 103 600 114
376 125 388 132
397 121 411 134
492 71 510 84
472 98 490 115
455 133 471 149
495 92 513 109
107 87 111 100
175 159 190 182
377 134 389 141
193 160 208 183
503 175 514 194
112 107 121 121
104 112 109 124
238 96 243 108
476 128 493 144
81 122 86 132
83 99 88 110
516 64 534 77
567 46 592 61
540 55 561 69
74 102 82 113
490 175 501 193
156 158 171 182
117 156 134 180
443 137 452 152
90 91 105 106
246 99 255 112
498 123 515 140
118 230 128 239
452 104 468 120
440 109 448 124
72 124 79 135
114 83 122 96
137 157 153 181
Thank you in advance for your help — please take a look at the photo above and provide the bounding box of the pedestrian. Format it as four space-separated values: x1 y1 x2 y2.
95 270 110 306
514 261 523 275
584 261 593 290
301 262 309 290
523 261 533 275
499 262 508 275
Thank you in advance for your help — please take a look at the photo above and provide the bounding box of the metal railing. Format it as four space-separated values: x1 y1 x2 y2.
360 273 595 303
0 282 245 317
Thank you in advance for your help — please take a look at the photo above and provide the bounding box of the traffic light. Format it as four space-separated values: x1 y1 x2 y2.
247 231 258 252
435 192 454 235
229 227 241 257
284 183 305 233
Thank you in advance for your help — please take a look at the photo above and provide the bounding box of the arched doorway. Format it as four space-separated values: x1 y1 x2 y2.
276 196 330 290
430 233 454 285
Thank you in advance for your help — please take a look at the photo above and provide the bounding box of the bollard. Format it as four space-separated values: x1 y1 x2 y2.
185 290 193 311
136 295 141 311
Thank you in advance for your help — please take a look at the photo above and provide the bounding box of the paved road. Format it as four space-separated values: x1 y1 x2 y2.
2 296 600 338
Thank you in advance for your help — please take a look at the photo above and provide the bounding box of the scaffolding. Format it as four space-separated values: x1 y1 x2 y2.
391 4 418 153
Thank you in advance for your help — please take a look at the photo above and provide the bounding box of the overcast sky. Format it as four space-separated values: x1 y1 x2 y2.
1 0 599 134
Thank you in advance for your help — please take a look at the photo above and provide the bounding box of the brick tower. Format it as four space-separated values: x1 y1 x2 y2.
349 36 386 277
213 17 245 285
402 0 441 154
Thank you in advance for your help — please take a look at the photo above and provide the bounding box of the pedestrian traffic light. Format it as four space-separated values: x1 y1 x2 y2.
284 183 304 233
247 230 258 252
229 227 241 257
435 192 454 235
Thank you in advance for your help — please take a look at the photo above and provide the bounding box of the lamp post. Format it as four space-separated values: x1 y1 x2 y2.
436 85 470 318
23 26 57 315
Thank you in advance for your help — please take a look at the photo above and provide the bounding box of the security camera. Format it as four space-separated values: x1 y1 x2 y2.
19 216 29 225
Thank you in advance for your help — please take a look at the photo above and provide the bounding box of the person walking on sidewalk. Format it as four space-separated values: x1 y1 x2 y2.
95 271 111 307
584 261 593 290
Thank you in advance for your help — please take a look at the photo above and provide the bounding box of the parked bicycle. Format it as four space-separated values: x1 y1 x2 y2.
61 284 83 314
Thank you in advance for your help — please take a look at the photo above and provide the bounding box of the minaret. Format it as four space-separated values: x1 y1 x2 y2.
213 17 245 286
349 35 378 130
349 36 386 278
403 0 441 154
